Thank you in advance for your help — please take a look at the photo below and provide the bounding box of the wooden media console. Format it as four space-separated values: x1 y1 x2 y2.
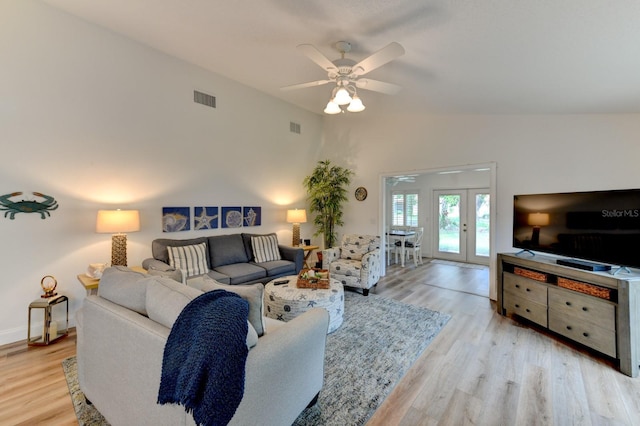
497 252 640 377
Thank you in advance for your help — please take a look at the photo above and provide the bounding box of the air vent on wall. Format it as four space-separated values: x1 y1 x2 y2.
194 90 216 108
290 121 301 134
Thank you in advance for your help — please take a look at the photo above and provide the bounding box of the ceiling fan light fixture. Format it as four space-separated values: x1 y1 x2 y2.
285 41 404 114
324 99 341 114
334 87 352 105
347 94 365 112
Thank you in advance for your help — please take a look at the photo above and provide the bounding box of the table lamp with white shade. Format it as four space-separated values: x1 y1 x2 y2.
286 209 307 247
96 209 140 266
528 212 549 246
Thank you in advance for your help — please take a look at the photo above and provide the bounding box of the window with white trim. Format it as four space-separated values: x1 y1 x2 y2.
392 191 419 227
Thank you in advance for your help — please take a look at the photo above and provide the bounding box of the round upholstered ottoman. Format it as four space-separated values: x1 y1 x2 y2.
264 276 344 333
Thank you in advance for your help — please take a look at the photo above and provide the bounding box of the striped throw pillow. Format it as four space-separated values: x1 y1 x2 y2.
251 235 281 263
167 243 208 278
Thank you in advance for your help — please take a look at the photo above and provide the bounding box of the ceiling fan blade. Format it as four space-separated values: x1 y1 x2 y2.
280 79 332 91
351 42 405 76
355 78 402 95
297 44 338 72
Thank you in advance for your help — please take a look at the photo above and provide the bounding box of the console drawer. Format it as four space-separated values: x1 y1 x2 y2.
503 272 548 305
548 287 615 331
504 293 548 327
549 310 616 357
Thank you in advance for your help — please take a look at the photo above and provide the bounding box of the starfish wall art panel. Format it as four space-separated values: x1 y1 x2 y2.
194 207 219 230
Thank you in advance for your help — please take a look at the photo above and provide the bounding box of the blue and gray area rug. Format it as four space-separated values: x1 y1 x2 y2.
63 291 450 426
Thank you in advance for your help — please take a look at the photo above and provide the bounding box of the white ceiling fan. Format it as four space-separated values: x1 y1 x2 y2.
281 41 405 114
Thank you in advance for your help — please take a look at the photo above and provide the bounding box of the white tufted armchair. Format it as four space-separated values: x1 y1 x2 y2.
322 234 381 296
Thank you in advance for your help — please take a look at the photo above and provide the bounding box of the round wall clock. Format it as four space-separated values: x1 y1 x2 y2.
355 187 368 201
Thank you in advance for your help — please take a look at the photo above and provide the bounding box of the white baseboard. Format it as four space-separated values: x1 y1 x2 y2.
0 326 28 346
0 318 76 347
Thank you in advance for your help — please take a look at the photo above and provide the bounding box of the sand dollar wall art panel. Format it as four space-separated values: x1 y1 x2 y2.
222 206 242 228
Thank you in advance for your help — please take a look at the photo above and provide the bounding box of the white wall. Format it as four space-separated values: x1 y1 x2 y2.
0 0 324 344
322 113 640 297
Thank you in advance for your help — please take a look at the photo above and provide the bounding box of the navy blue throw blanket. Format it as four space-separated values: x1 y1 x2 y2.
158 290 249 426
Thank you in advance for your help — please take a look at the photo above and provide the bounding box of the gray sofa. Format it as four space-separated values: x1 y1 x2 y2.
142 233 303 285
76 266 329 426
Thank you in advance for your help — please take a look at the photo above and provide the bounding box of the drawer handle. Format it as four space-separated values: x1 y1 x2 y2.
526 288 531 292
582 307 588 311
566 301 572 306
583 332 589 338
515 304 520 308
525 308 531 313
566 326 572 330
515 284 520 288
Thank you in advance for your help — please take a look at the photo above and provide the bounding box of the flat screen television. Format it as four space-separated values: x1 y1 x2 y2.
513 189 640 270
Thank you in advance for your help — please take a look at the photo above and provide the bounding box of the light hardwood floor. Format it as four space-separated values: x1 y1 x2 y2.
0 330 77 425
1 260 639 425
368 261 640 426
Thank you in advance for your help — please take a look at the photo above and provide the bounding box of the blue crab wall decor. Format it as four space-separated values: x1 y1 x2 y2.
0 192 59 219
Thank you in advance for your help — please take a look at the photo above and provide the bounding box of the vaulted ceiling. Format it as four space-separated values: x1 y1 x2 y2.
43 0 640 116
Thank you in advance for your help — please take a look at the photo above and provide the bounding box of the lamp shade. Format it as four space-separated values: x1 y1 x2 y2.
334 87 352 105
286 209 307 224
324 100 341 114
528 213 549 227
347 95 365 112
96 210 140 233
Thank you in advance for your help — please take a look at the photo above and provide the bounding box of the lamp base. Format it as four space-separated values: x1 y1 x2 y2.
531 227 541 246
111 234 128 266
292 223 301 247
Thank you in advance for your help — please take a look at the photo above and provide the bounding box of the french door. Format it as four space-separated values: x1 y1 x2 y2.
434 189 490 265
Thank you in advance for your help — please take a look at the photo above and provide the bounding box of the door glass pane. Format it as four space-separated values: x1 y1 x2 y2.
438 195 460 253
475 194 490 257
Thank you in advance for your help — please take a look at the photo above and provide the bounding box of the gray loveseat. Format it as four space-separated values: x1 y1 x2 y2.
76 266 329 425
142 232 303 285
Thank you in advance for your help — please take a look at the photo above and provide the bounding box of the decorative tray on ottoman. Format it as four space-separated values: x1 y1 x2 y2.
297 268 330 289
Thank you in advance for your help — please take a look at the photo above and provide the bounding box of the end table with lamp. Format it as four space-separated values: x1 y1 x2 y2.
301 245 320 269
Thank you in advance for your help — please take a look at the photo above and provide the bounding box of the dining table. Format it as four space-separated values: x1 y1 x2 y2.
386 229 416 267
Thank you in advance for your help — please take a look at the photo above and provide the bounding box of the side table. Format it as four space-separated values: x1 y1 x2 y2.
77 266 146 296
28 294 69 346
300 245 319 269
77 273 99 296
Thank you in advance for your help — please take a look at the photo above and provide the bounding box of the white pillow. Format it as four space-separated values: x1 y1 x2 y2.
167 243 208 278
340 243 369 261
251 235 281 263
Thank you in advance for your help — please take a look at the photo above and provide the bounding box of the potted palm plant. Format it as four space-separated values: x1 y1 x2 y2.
303 159 354 249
